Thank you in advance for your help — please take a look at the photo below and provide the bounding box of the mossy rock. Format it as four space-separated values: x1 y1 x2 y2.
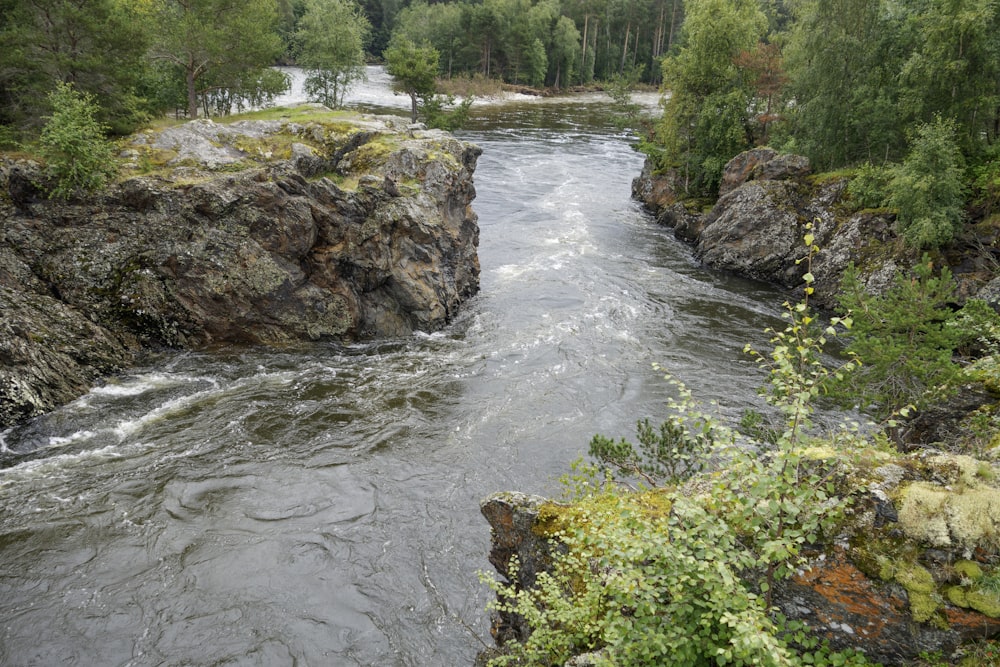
897 479 1000 552
893 561 944 625
955 560 985 581
533 490 673 539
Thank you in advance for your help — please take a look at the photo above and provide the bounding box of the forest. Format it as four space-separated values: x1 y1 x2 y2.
1 0 999 246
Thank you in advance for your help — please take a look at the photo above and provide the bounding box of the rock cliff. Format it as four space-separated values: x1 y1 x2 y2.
0 109 481 427
632 149 999 309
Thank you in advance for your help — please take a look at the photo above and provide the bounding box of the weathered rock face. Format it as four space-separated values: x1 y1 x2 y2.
632 150 996 308
480 493 559 645
0 112 481 426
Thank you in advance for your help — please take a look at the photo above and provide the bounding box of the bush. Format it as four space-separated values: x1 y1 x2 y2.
483 233 873 667
420 94 473 131
832 257 963 419
888 116 967 249
37 82 117 199
847 162 893 209
972 157 1000 218
588 416 712 488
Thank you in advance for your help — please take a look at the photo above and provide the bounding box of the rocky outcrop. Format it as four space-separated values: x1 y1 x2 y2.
480 493 560 645
0 110 481 426
481 452 1000 666
632 150 997 308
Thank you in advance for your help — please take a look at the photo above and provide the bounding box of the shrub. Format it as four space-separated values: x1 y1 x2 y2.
847 162 893 209
483 232 873 667
588 416 712 488
888 116 967 249
420 94 473 131
37 82 117 199
832 257 963 419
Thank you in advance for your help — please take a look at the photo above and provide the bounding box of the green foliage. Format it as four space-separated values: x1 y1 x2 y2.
548 15 580 89
589 415 711 488
952 299 1000 400
888 116 967 249
0 0 153 134
746 228 859 439
149 0 287 119
832 257 962 420
972 157 1000 217
781 0 909 169
605 66 647 131
483 233 876 667
297 0 371 109
739 408 780 445
650 0 767 195
484 494 798 666
419 94 474 131
384 39 440 122
847 163 893 209
898 0 1000 152
37 82 117 199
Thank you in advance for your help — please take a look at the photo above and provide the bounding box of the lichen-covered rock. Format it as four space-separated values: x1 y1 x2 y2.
631 151 996 309
482 450 1000 665
717 147 811 197
480 492 557 645
630 160 681 213
0 286 137 425
0 111 481 426
696 180 807 286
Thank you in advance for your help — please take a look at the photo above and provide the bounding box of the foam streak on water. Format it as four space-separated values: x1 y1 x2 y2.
0 97 786 666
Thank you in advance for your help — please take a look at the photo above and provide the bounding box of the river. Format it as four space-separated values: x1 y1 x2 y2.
0 70 789 665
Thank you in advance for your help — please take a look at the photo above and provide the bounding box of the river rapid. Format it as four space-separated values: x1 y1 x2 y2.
0 71 789 665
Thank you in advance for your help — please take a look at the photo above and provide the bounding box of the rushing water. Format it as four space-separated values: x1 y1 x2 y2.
0 74 790 665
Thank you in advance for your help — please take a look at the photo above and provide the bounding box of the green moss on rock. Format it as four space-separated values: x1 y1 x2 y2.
955 560 984 581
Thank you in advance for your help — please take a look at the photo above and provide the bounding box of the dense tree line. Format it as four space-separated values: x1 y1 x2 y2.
647 0 1000 250
0 0 681 144
388 0 682 88
3 0 999 232
0 0 371 141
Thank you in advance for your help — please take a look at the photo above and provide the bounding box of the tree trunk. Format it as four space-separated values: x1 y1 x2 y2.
409 92 418 122
667 0 679 52
186 61 199 119
580 14 589 85
620 23 630 74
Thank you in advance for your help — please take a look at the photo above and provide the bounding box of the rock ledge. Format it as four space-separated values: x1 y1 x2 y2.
1 110 481 426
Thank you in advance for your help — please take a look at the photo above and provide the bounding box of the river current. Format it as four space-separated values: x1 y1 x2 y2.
0 70 788 665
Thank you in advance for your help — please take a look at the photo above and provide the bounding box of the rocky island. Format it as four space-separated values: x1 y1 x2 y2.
0 108 481 427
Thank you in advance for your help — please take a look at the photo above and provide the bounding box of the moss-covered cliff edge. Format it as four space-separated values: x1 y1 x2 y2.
479 447 1000 666
0 107 481 427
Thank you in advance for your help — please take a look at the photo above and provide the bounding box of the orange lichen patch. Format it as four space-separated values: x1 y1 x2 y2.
784 547 1000 659
787 547 909 643
943 604 1000 638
